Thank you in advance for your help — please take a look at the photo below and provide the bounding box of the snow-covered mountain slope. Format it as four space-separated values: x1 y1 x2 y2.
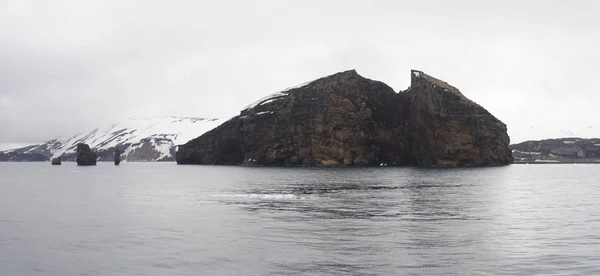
0 116 223 162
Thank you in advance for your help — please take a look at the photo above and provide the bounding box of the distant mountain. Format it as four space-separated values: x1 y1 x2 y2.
511 138 600 163
0 116 223 162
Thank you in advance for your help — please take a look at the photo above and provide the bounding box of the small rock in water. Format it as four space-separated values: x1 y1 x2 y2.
76 143 97 166
114 149 121 165
51 157 61 165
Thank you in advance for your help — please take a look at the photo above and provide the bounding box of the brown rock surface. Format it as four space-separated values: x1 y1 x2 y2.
407 70 513 166
176 70 512 166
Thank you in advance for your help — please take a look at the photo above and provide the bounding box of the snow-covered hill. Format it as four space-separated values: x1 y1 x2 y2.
0 116 223 162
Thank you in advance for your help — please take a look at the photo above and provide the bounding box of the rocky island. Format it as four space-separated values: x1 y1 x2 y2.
177 70 513 166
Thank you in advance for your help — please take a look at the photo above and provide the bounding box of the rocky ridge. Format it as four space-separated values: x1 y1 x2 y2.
177 70 512 166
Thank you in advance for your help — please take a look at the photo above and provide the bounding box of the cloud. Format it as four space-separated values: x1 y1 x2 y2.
1 0 599 145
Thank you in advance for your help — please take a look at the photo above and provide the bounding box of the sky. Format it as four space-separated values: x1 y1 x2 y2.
1 0 599 149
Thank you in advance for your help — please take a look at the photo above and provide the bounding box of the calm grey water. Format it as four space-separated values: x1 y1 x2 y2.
0 163 599 275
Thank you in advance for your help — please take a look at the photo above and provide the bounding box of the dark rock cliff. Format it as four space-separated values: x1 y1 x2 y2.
407 71 513 166
177 70 513 166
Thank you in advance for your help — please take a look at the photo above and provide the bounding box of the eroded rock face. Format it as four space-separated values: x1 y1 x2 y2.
177 70 513 166
406 71 513 166
76 143 97 166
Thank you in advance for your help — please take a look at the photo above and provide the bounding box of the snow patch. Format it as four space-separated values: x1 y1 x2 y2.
413 71 421 77
243 91 288 111
242 79 315 111
563 141 577 144
255 111 274 116
151 139 172 160
534 159 560 163
282 80 311 92
260 98 282 106
47 116 224 160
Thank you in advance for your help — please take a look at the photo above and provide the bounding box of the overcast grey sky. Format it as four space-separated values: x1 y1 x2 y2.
1 0 599 148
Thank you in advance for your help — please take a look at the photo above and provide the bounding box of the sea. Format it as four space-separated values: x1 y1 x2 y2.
0 163 599 275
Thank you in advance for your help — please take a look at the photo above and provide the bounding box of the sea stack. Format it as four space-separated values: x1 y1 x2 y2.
51 157 61 165
76 143 97 166
114 149 121 165
176 69 513 166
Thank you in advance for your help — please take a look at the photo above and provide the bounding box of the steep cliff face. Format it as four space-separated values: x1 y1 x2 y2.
177 70 513 166
407 70 513 166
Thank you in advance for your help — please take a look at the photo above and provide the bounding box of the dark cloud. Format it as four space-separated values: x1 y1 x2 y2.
1 0 599 145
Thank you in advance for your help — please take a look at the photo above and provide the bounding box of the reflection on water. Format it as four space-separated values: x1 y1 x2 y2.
1 163 599 275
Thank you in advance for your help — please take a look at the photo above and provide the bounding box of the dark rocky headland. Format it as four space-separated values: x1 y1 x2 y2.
176 70 513 166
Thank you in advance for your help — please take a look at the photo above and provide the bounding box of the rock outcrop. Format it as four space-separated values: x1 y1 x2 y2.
511 138 600 163
406 71 513 166
76 143 97 166
51 157 61 165
177 70 513 166
114 149 121 165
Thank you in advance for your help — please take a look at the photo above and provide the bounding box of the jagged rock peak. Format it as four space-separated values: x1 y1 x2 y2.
410 69 463 96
